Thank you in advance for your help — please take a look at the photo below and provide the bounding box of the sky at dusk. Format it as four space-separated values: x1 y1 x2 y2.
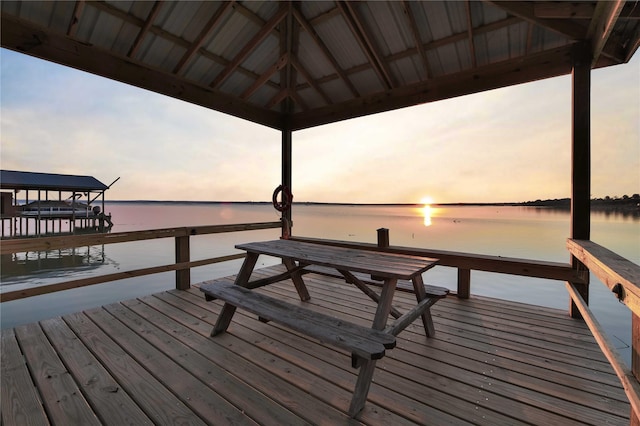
1 48 638 204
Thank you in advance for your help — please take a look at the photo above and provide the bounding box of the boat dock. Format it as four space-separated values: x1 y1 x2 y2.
0 170 115 238
2 264 628 425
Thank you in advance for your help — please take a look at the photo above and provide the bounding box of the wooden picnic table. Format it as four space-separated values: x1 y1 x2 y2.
201 239 442 417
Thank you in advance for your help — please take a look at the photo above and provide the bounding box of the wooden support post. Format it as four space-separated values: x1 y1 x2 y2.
569 41 591 318
457 268 470 299
282 127 293 239
175 235 190 290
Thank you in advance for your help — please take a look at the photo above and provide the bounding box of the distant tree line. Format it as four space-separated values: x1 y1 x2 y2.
521 194 640 211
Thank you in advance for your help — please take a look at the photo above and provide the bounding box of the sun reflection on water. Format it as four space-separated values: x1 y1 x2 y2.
420 197 435 227
422 204 433 226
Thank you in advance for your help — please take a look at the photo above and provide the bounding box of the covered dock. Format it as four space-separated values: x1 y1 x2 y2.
0 170 114 237
1 1 639 424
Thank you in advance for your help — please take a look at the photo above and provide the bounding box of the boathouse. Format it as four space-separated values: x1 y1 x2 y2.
1 1 639 424
0 170 112 237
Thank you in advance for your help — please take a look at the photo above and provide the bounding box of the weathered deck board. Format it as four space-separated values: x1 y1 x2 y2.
1 265 630 425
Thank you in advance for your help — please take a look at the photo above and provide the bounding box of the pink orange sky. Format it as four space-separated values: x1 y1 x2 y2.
1 48 638 204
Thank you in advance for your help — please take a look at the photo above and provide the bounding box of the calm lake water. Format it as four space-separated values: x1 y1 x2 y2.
2 202 638 365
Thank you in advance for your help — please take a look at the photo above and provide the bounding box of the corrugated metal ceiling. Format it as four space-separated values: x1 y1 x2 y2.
1 1 638 130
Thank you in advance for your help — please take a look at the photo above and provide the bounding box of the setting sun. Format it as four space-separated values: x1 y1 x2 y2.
420 196 434 205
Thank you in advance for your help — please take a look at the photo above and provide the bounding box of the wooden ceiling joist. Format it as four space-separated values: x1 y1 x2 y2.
66 0 85 37
400 0 430 80
337 1 395 90
173 1 234 75
587 0 626 66
292 5 360 97
127 1 164 58
209 6 288 89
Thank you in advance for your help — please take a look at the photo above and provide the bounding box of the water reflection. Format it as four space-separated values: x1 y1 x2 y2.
422 204 433 227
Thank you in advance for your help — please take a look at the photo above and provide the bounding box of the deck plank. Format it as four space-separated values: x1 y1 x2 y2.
1 329 49 426
38 317 153 425
13 322 101 425
111 297 323 426
1 264 630 425
62 311 209 425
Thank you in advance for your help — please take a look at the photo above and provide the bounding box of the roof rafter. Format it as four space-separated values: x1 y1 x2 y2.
266 88 289 110
292 5 360 97
127 1 163 58
337 1 394 90
465 0 478 69
290 56 333 105
242 52 288 100
67 0 85 36
487 0 628 63
400 0 430 80
0 13 283 129
290 45 574 130
587 0 625 66
173 1 234 74
487 1 587 40
280 2 296 113
209 6 288 89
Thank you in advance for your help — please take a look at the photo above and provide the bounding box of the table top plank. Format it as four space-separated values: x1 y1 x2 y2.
236 240 438 280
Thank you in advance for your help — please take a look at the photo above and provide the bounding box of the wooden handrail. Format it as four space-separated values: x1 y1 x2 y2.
0 253 246 302
566 282 640 420
290 236 586 283
0 221 282 255
1 221 282 302
567 238 640 315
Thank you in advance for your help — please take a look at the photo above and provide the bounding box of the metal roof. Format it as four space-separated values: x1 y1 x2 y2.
1 1 639 131
0 170 109 192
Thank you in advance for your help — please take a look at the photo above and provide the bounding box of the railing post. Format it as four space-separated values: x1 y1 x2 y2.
372 228 390 281
457 268 470 299
175 234 190 290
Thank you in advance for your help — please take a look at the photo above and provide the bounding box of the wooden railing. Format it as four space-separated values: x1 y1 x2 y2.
289 235 588 290
0 221 281 302
567 239 640 423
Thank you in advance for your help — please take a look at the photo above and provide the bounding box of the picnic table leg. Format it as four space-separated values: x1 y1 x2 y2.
283 258 311 301
211 303 237 336
372 278 398 330
349 277 398 417
412 274 436 337
234 252 259 286
349 359 376 417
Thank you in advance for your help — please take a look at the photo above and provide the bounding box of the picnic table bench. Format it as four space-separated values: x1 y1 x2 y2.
200 239 445 417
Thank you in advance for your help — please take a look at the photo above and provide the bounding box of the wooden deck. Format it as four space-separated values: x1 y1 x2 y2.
2 265 629 425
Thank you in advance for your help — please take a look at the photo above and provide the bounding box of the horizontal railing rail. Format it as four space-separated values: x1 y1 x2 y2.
289 236 588 291
0 221 281 302
0 222 281 254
